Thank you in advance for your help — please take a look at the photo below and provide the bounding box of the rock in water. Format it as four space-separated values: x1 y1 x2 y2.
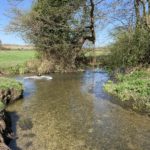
19 118 33 130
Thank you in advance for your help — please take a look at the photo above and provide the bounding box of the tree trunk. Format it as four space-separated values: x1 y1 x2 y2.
90 0 96 44
134 0 140 28
147 0 150 28
148 0 150 15
90 0 96 68
140 0 147 26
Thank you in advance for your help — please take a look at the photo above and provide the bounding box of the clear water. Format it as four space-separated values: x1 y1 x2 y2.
7 70 150 150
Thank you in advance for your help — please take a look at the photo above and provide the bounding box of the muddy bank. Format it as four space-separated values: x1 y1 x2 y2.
0 110 17 150
0 78 23 149
0 88 23 105
0 77 23 104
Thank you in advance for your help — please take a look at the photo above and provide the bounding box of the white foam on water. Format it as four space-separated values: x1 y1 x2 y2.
24 75 53 80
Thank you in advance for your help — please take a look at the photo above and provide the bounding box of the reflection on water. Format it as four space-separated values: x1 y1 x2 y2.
7 70 150 150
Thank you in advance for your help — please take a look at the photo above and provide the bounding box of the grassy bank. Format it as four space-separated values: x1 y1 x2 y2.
0 48 109 74
104 69 150 113
0 50 36 74
0 77 23 149
0 77 23 90
0 77 23 105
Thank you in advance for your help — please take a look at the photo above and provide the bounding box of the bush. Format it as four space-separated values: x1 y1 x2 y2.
38 59 55 74
1 64 28 75
106 28 150 69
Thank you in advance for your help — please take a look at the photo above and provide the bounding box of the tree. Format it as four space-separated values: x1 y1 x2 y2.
134 0 150 29
8 0 105 71
7 0 113 71
105 0 150 68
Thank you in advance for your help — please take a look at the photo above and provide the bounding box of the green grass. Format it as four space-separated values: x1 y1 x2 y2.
84 49 110 57
0 50 36 68
104 70 150 112
83 48 110 67
0 77 23 90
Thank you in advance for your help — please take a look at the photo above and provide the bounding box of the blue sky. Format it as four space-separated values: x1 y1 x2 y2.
0 0 32 45
0 0 112 47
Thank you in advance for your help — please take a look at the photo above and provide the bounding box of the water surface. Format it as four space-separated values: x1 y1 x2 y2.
8 70 150 150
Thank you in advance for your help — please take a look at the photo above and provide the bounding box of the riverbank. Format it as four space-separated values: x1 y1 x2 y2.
0 48 109 75
1 49 150 115
0 77 23 104
104 68 150 114
0 50 84 75
0 77 23 149
0 50 35 75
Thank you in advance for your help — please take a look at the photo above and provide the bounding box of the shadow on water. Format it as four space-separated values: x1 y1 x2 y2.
8 111 22 150
8 110 35 150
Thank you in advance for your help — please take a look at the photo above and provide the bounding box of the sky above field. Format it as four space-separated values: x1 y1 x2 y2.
0 0 113 47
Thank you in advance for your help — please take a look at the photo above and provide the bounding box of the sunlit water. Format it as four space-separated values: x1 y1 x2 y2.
7 70 150 150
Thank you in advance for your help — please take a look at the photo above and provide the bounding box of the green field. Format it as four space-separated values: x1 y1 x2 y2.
0 49 108 68
85 50 110 57
0 49 109 74
0 50 36 69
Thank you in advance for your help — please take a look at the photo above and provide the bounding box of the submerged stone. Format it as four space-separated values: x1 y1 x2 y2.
19 118 33 130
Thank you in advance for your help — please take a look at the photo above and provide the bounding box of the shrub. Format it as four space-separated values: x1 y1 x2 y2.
106 28 150 69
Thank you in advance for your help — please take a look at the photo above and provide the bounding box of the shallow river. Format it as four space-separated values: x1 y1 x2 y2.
7 70 150 150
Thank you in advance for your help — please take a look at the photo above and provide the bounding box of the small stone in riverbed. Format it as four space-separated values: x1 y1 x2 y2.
25 141 33 148
88 128 94 133
97 119 103 125
23 133 35 138
18 118 33 130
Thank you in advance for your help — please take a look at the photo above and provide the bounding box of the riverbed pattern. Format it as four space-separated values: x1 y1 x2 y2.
7 70 150 150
